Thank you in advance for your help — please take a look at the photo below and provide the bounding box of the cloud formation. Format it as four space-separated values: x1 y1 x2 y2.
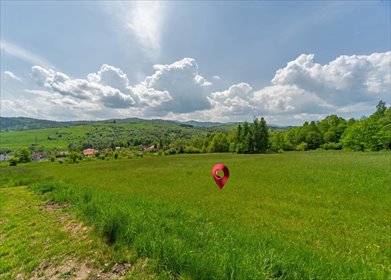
2 52 389 123
271 52 390 106
207 51 390 121
1 41 55 68
3 71 21 82
142 58 212 114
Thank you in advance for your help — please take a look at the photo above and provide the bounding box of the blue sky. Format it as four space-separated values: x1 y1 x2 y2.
1 1 390 125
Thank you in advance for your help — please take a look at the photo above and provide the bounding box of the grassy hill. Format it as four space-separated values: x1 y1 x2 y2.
1 151 389 278
0 117 227 132
0 117 291 152
0 120 229 151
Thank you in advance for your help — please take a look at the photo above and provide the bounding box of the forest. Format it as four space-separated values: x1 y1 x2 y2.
183 100 390 153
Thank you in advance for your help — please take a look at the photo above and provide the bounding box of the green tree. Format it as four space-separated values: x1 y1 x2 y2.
68 151 82 163
306 131 322 150
257 117 269 153
15 148 31 163
207 133 229 153
341 119 367 151
375 100 386 116
269 131 284 152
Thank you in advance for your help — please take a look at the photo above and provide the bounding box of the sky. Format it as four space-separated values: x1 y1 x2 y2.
1 1 390 125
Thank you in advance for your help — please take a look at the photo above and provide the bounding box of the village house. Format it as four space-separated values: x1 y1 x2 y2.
32 152 47 161
83 148 97 157
143 145 157 152
0 154 11 162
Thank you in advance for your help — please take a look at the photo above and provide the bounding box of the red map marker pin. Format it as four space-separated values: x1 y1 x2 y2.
212 163 229 190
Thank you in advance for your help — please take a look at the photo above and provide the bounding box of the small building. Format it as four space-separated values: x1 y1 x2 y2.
143 145 156 152
32 152 47 161
0 154 11 162
83 148 97 157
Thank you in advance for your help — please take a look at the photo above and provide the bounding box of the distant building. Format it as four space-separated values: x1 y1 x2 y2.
32 152 47 161
83 148 97 156
0 154 11 162
143 145 156 152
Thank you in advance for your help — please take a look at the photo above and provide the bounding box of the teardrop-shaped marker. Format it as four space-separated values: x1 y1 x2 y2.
212 163 229 190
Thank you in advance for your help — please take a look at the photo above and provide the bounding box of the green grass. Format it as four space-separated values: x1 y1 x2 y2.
0 125 89 150
0 186 109 279
0 186 176 279
1 151 390 279
0 121 217 151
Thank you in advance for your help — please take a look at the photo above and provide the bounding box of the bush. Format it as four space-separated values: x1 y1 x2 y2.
8 157 19 166
321 142 342 150
164 148 177 155
296 142 308 151
184 146 201 154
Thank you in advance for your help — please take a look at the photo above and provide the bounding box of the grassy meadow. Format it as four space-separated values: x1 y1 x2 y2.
1 151 390 279
0 121 216 151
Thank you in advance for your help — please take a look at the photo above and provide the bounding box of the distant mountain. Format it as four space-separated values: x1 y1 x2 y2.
0 117 227 131
180 120 227 127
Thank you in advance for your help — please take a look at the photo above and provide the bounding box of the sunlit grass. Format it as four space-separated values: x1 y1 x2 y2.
2 151 390 278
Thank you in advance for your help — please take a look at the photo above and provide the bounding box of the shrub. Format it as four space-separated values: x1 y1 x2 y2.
321 142 342 150
184 146 201 154
8 157 19 166
296 142 308 151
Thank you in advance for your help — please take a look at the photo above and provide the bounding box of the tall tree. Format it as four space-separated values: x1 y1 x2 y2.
258 117 269 153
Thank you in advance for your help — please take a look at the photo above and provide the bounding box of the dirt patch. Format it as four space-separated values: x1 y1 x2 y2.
40 202 69 211
30 259 132 280
34 202 133 279
41 202 89 238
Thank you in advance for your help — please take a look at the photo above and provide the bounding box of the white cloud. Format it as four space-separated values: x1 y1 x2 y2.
3 71 21 82
1 41 55 68
251 85 333 114
141 58 212 114
271 52 390 106
29 63 174 111
204 52 390 123
5 53 388 124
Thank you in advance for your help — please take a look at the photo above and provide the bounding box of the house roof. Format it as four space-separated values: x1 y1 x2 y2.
83 148 96 155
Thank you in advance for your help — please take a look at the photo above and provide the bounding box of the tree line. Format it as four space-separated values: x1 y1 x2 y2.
186 101 390 153
2 101 389 165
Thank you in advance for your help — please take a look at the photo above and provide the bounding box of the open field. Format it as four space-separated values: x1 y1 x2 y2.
1 151 390 279
0 121 218 151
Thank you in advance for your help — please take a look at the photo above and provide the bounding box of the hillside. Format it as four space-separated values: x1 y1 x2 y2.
0 117 226 131
0 120 229 151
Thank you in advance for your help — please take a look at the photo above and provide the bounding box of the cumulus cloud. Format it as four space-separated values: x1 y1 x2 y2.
28 58 211 114
208 83 255 116
140 58 212 114
3 71 22 82
271 52 390 106
14 52 389 123
206 51 390 122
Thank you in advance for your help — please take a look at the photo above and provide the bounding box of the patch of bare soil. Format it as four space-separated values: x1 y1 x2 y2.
31 202 133 279
29 258 132 280
40 201 69 211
